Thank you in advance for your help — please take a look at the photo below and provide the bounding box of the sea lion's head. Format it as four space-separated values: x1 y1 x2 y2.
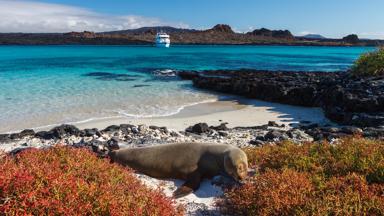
224 148 248 182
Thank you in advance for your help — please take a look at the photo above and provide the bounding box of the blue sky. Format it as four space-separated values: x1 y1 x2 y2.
1 0 383 39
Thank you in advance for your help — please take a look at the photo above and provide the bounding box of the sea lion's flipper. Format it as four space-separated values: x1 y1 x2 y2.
173 171 202 198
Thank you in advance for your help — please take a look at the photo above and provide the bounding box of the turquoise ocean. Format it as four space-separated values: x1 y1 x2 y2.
0 45 374 133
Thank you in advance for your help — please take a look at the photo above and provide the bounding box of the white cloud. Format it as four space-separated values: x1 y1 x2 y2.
359 32 384 40
0 0 189 33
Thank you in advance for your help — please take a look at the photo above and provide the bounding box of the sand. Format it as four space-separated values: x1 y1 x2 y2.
75 97 331 132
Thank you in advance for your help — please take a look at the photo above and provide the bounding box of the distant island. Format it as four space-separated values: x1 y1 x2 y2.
0 24 382 46
299 34 327 39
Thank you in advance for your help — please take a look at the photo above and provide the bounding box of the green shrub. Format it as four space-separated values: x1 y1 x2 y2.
352 47 384 77
0 146 184 215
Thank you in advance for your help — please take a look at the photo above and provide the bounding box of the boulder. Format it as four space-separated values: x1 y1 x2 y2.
10 129 35 139
50 124 81 138
187 123 210 134
102 125 120 133
340 126 363 135
342 34 359 44
107 137 120 150
35 131 55 140
210 123 229 131
0 134 10 143
264 130 289 141
267 121 280 127
83 128 99 137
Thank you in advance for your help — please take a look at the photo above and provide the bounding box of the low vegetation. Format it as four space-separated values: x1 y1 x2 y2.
0 146 183 215
352 47 384 77
220 137 384 215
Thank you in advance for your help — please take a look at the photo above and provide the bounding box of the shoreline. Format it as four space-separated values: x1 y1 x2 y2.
2 97 331 134
75 98 331 131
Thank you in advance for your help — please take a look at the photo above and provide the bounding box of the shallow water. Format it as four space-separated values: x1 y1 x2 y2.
0 45 374 132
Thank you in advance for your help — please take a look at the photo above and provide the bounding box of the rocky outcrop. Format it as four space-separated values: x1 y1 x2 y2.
321 76 384 127
1 120 383 156
248 28 294 39
343 34 360 44
178 69 384 127
208 24 235 34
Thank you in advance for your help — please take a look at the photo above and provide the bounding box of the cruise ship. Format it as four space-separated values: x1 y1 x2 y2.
155 32 170 48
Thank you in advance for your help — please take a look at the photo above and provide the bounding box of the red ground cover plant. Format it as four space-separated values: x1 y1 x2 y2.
219 137 384 215
0 146 183 216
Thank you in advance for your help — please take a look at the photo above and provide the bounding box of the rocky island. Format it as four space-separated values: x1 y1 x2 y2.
1 24 383 46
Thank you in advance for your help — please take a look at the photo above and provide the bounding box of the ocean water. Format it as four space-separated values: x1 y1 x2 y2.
0 45 374 133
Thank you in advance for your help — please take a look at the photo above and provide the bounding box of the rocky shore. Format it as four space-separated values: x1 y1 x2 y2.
1 120 383 155
178 69 384 128
1 121 383 215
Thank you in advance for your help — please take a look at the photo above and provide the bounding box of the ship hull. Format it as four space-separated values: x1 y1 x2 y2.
156 42 170 48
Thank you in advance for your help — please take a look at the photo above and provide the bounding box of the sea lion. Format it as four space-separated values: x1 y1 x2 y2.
108 142 248 198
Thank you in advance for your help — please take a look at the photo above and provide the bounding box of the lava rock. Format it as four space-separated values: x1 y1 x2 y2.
249 139 264 146
287 129 313 141
340 126 363 135
50 124 81 138
120 124 134 135
210 123 229 131
131 126 139 134
268 121 280 127
10 129 35 140
35 131 55 140
187 123 210 134
83 128 99 137
218 131 229 137
102 125 120 133
0 134 11 143
178 69 384 128
264 130 289 141
107 137 120 150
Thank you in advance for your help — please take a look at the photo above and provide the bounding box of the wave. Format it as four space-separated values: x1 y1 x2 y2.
3 99 218 134
116 99 218 118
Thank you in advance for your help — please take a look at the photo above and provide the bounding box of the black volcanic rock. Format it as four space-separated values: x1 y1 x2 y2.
187 123 210 134
178 69 384 128
249 28 294 39
10 129 35 139
35 131 55 140
264 130 289 141
210 123 229 131
178 71 199 80
51 124 81 138
209 24 234 33
83 128 99 137
343 34 360 44
0 134 11 143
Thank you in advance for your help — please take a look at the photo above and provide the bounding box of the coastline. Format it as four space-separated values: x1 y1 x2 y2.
75 98 331 131
9 97 330 134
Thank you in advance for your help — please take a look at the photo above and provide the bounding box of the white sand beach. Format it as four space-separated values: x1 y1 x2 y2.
75 97 331 132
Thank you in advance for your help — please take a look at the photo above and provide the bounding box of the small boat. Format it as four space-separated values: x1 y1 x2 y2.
155 32 170 48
